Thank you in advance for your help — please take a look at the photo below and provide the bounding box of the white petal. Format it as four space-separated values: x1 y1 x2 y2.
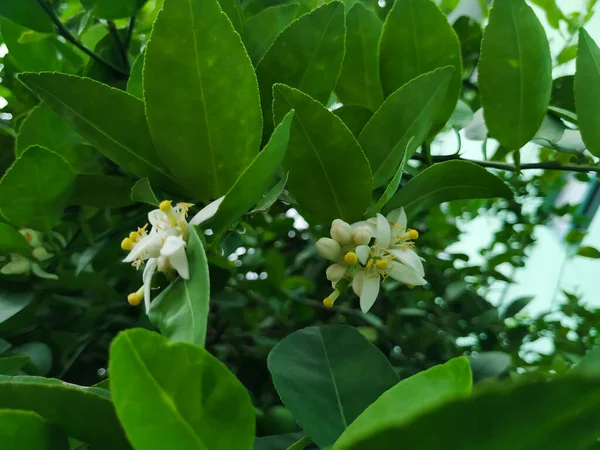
352 270 365 296
389 248 425 277
375 214 391 249
360 274 380 313
143 258 158 313
355 245 370 265
123 233 163 263
160 236 189 280
31 263 58 280
386 263 426 286
148 209 164 227
464 108 488 141
386 208 407 231
189 196 225 226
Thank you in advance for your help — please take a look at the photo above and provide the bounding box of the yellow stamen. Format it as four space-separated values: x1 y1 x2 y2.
127 287 144 306
323 289 341 308
408 229 419 240
407 284 415 289
376 259 388 270
129 231 140 242
24 232 32 242
121 237 134 251
344 252 358 265
159 200 172 212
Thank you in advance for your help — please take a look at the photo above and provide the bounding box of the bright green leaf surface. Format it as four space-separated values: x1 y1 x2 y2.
0 409 69 450
250 173 288 213
385 160 513 215
131 177 160 206
0 146 75 230
273 84 372 224
575 29 600 158
256 2 345 133
0 291 34 324
148 228 211 347
81 0 145 19
126 51 144 100
110 328 255 450
358 67 453 187
332 105 373 137
336 4 382 110
334 357 471 449
144 0 262 201
268 325 400 448
0 223 29 254
218 0 244 33
0 355 31 375
479 0 552 150
0 0 54 33
69 175 135 208
379 0 461 130
0 19 61 72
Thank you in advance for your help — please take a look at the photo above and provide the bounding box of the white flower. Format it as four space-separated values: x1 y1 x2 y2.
122 197 223 312
1 229 57 280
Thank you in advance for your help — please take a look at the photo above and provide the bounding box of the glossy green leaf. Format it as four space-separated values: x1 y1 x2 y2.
479 0 551 150
126 51 144 100
0 146 75 230
578 245 600 259
379 0 461 130
452 16 482 71
358 67 453 187
385 160 512 214
148 228 210 347
334 357 471 449
0 19 61 72
551 75 575 113
0 291 34 324
336 4 382 110
211 111 294 238
337 377 600 450
0 223 29 253
250 173 288 213
500 295 533 319
0 0 54 33
81 0 146 19
0 409 69 450
268 325 399 448
0 375 130 449
256 2 345 133
575 29 600 158
0 355 30 375
243 4 300 64
131 177 160 206
110 328 255 450
469 352 511 382
70 175 135 208
273 84 372 224
218 0 244 33
18 73 180 191
332 105 373 137
144 0 262 201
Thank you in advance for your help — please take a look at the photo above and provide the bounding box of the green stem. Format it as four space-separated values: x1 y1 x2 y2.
125 15 136 50
107 20 130 71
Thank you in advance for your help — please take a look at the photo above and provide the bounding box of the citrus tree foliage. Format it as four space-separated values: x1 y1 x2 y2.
0 0 600 448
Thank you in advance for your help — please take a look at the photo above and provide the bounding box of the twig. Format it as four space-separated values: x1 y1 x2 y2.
107 20 130 71
35 0 129 77
125 15 136 50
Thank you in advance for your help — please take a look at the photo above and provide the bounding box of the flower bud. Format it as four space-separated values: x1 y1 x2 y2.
1 255 31 275
32 246 49 261
326 263 346 282
19 228 42 247
330 219 353 245
316 238 342 261
353 226 371 245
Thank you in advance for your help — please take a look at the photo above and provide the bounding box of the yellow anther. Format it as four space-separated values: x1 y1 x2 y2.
408 229 419 240
24 232 32 242
121 237 134 251
376 259 388 270
129 231 140 242
159 200 173 212
323 297 334 308
407 284 415 289
127 291 143 306
344 252 358 265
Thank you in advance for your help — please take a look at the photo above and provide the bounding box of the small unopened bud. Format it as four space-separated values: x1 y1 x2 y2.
316 238 342 261
353 226 371 245
32 246 49 261
19 228 42 247
344 252 358 265
1 256 31 275
330 219 353 245
326 263 346 282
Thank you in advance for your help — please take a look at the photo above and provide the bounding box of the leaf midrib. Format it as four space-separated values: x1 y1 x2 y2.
318 330 348 429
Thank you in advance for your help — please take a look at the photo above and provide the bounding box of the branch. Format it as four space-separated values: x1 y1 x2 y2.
107 20 130 71
125 16 136 50
35 0 129 77
412 153 600 174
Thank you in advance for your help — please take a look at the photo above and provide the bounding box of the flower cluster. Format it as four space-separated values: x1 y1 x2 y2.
316 208 426 313
1 228 58 280
121 197 223 312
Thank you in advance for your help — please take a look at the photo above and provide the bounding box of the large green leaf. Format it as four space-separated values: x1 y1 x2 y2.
81 0 146 19
256 2 345 133
69 175 135 208
0 19 61 72
130 178 160 206
332 105 373 137
478 0 551 150
144 0 262 201
0 146 75 231
211 111 294 238
334 357 471 449
385 160 512 214
358 67 453 187
110 328 255 450
575 29 600 158
18 73 180 191
335 4 382 110
148 227 210 347
243 4 299 64
378 0 461 130
0 409 69 450
0 291 34 324
336 377 600 449
268 325 399 448
126 51 144 100
0 223 29 254
273 84 372 224
0 0 54 33
0 375 130 449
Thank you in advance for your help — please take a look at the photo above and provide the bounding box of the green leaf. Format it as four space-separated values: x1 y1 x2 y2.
10 342 52 376
570 347 600 377
358 67 453 187
0 375 130 449
375 141 410 211
500 295 533 319
243 4 300 64
557 44 578 66
379 0 461 131
449 100 474 130
81 0 146 19
384 160 512 215
578 245 600 258
268 325 399 448
452 16 482 71
126 51 144 100
469 352 511 382
0 0 54 33
479 0 552 150
211 111 294 238
575 29 600 158
18 73 180 191
218 0 244 33
335 4 383 110
0 146 75 231
110 328 255 450
254 433 305 450
0 290 34 324
144 0 262 201
551 75 575 113
273 84 372 224
333 357 471 449
0 19 62 72
336 377 600 450
0 222 29 253
69 175 135 208
0 355 30 375
148 228 210 347
256 2 345 133
529 0 565 29
332 105 373 137
0 409 69 450
131 177 160 206
250 173 289 213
